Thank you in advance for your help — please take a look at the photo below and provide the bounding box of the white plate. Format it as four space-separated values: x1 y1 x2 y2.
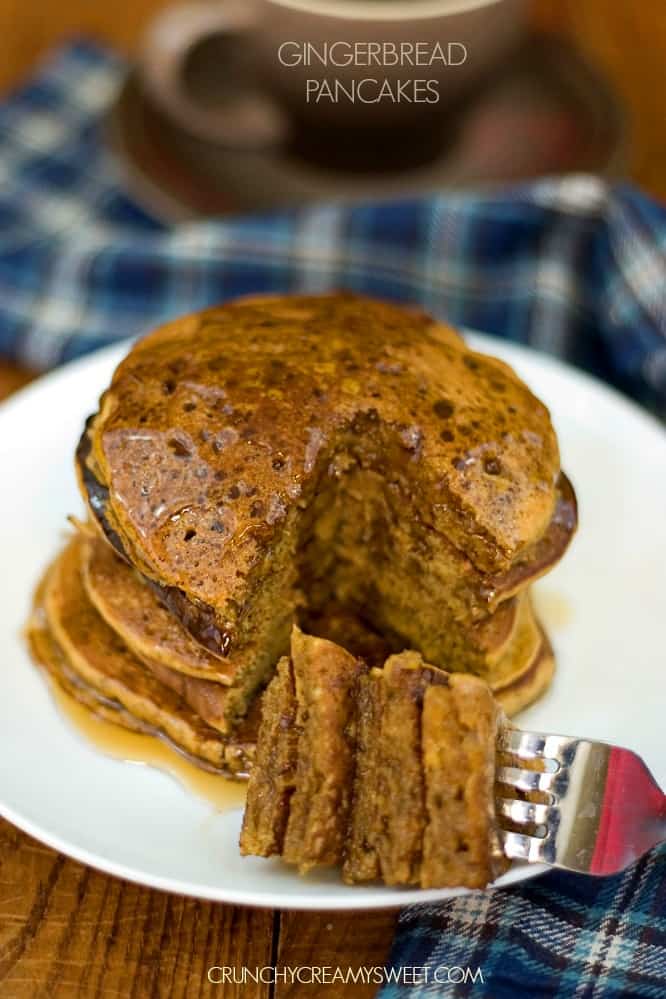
1 334 664 910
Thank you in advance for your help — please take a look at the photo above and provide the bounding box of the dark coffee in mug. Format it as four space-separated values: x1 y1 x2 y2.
140 0 527 149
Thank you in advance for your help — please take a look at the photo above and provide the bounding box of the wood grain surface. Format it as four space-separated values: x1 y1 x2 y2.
0 818 397 998
0 819 274 999
0 818 397 999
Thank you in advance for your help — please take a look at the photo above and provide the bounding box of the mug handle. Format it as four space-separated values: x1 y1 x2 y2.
140 0 287 149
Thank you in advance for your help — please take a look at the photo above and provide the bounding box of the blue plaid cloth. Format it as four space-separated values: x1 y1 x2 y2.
382 848 666 999
1 41 665 997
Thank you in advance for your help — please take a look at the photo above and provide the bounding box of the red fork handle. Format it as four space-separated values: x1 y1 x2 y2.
590 747 666 875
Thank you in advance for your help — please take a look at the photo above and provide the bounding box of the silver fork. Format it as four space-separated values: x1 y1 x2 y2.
496 728 666 875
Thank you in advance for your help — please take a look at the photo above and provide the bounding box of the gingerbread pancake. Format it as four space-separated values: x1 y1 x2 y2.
76 294 576 722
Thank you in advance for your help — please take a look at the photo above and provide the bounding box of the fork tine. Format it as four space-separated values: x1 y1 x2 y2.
498 728 578 766
501 830 550 863
497 798 550 826
499 728 548 755
497 733 664 875
496 765 556 794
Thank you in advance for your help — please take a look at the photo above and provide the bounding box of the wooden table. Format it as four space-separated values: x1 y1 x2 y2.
0 365 397 997
0 821 396 998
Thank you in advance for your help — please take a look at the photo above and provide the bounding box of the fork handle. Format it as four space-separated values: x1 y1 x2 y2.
590 747 666 875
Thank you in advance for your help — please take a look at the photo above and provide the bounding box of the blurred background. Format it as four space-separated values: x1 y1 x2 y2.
0 1 663 211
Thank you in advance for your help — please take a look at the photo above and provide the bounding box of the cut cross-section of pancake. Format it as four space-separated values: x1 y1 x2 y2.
281 627 366 872
371 652 449 885
38 536 256 774
240 627 366 872
302 593 552 718
339 670 383 883
241 633 508 889
421 675 507 888
239 655 298 858
81 518 551 727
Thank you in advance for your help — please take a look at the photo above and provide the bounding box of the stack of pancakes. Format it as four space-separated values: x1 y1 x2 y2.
29 534 259 773
29 294 576 776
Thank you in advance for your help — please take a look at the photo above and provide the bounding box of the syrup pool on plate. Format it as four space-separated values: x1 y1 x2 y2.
47 677 247 812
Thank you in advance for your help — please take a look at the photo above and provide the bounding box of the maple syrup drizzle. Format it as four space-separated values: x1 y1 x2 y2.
47 677 247 812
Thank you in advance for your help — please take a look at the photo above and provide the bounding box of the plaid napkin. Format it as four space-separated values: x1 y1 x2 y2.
1 41 665 997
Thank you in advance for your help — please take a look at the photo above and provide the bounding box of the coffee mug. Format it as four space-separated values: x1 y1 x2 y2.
140 0 527 149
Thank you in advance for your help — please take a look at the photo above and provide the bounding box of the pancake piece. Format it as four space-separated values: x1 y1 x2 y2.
76 294 576 722
282 628 366 873
342 652 450 886
239 656 298 857
241 628 366 871
421 676 506 889
39 537 255 774
371 653 449 885
242 635 507 889
341 672 383 883
348 660 508 888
